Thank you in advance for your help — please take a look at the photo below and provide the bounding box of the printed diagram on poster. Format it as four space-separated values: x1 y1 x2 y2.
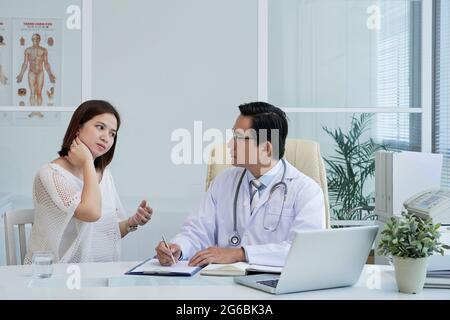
12 19 62 107
0 18 12 106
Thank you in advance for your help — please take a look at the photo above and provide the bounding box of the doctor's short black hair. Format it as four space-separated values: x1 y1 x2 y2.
238 101 288 159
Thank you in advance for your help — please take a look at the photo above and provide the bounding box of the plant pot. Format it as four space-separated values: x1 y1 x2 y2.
392 256 429 294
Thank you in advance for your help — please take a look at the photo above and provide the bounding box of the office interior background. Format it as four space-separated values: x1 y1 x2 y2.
0 0 449 264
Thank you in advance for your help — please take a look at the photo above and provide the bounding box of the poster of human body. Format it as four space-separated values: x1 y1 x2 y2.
12 19 61 107
0 18 12 106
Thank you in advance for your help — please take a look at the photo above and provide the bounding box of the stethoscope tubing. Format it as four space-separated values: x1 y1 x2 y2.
229 159 287 246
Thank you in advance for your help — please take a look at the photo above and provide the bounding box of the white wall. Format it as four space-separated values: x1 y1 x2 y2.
92 0 258 260
92 0 257 200
0 0 258 262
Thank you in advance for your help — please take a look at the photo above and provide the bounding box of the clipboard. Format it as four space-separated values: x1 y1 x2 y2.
125 258 202 276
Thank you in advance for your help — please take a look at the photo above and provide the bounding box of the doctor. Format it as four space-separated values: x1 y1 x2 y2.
156 102 325 267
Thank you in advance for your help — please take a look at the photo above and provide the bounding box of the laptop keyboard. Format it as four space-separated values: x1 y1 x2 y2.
257 279 279 288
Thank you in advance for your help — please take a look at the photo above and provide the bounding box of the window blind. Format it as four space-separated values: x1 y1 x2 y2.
375 0 421 151
433 0 450 188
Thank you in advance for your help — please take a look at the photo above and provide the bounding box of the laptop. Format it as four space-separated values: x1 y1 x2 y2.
234 225 378 294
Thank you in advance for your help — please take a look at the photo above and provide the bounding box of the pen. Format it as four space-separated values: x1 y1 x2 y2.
162 235 177 265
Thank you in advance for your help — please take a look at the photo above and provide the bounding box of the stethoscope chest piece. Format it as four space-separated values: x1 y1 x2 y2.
229 231 241 246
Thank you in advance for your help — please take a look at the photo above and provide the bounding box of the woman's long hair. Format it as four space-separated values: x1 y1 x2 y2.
58 100 121 172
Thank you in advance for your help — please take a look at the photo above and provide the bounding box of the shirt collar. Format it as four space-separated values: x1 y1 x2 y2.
246 160 283 189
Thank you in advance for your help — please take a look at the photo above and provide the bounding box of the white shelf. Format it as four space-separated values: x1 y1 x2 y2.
282 108 424 113
0 106 75 112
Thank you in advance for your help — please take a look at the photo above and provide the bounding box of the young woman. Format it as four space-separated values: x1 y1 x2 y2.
25 100 153 263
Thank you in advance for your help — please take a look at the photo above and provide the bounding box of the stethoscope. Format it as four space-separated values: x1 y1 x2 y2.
229 159 288 246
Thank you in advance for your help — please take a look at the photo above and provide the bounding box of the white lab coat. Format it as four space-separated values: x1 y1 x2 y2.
172 160 325 266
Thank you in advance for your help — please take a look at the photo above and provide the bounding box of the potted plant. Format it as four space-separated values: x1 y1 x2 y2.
323 113 388 221
377 213 449 293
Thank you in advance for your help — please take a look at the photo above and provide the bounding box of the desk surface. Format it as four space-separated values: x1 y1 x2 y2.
0 262 448 299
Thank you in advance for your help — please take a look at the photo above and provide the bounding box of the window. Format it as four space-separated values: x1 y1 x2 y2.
375 0 421 151
265 0 425 219
266 0 422 152
433 0 450 187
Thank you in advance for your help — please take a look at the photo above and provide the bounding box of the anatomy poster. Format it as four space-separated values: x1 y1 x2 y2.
0 18 12 106
12 18 62 107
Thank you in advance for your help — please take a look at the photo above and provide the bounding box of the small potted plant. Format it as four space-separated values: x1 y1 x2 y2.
377 213 449 294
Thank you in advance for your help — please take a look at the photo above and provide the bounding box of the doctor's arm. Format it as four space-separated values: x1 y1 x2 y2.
243 182 326 266
188 246 246 266
183 176 249 266
157 181 220 265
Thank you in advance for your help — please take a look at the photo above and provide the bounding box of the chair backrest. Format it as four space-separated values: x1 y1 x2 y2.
4 209 34 265
205 138 330 228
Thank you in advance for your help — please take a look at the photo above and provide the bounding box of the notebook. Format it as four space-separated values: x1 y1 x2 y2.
424 277 450 289
125 258 201 276
200 262 282 276
424 254 450 288
427 254 450 274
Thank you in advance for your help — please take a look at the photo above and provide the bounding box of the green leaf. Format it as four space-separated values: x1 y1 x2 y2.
378 213 446 258
324 113 388 220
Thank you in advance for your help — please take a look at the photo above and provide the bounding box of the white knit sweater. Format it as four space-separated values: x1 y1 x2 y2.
25 163 126 264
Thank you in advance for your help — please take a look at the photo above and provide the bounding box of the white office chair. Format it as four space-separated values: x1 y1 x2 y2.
4 209 34 265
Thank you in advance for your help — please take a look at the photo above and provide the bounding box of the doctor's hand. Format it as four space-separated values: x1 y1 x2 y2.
129 200 153 226
188 247 245 267
155 242 181 266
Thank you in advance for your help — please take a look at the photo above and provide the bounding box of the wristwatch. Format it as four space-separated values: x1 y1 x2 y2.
127 217 138 232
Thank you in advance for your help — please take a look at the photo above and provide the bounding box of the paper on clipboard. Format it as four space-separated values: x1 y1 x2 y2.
125 258 201 276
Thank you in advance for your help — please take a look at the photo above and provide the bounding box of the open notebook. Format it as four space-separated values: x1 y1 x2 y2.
126 258 201 276
200 262 282 276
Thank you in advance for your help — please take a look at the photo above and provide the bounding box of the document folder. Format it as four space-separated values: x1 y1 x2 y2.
125 258 201 276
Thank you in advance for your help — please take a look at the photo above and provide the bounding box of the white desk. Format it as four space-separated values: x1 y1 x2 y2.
0 262 448 299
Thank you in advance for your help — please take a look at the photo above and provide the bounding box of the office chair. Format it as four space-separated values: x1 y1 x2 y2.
205 138 330 228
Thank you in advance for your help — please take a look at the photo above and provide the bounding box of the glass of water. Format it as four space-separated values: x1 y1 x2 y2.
32 251 54 278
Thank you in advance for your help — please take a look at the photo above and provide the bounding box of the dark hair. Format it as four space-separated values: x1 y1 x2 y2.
238 101 288 159
58 100 121 172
